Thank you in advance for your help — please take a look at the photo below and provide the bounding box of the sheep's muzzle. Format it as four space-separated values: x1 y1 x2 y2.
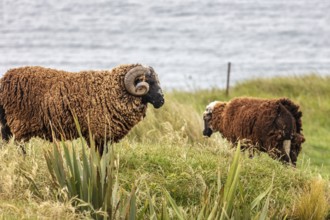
203 127 213 137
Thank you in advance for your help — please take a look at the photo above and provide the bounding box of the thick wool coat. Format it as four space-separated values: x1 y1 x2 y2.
0 64 147 151
211 97 305 163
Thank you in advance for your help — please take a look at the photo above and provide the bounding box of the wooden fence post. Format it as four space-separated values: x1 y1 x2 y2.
226 62 231 96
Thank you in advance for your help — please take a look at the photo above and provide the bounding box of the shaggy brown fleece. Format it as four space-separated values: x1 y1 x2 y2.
0 64 153 153
210 97 305 165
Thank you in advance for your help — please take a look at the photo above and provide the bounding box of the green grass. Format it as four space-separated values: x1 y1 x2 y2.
0 75 329 219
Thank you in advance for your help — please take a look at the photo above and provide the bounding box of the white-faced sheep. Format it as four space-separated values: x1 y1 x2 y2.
0 64 164 154
203 97 305 166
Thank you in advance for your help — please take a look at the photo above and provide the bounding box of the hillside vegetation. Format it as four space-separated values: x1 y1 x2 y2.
0 75 329 219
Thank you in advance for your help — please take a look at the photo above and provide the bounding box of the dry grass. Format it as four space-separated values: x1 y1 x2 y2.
291 178 330 220
0 139 84 219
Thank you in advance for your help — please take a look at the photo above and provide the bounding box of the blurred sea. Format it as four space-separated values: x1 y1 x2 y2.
0 0 329 90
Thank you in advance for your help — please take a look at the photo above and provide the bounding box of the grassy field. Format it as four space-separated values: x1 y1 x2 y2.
0 75 329 219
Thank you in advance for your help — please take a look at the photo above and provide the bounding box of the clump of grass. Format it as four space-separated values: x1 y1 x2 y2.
128 96 204 144
163 144 274 219
0 198 79 220
0 138 82 219
290 177 330 220
165 145 244 219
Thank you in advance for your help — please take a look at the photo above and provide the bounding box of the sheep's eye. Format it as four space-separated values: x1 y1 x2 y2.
204 113 212 120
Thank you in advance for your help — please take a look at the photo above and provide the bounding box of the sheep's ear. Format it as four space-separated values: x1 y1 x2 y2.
124 66 150 96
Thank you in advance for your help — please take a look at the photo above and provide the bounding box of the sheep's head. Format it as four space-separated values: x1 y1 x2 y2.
124 65 164 108
203 101 226 137
203 101 218 137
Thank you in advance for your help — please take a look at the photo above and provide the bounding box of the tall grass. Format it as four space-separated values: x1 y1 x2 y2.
43 139 278 219
161 144 275 220
0 138 82 219
291 178 329 220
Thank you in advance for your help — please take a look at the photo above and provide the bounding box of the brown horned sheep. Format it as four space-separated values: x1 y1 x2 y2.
203 97 305 166
0 64 165 154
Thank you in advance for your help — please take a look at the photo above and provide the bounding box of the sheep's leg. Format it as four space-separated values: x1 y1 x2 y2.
95 139 108 156
0 105 12 141
283 140 292 164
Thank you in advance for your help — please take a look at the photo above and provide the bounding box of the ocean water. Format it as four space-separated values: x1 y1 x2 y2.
0 0 329 90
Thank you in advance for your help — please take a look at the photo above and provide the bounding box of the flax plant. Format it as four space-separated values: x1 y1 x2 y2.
44 119 136 219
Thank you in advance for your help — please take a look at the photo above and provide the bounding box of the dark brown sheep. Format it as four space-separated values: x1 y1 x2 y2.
203 97 305 166
0 64 164 154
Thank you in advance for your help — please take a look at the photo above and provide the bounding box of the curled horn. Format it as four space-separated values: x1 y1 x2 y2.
124 66 150 96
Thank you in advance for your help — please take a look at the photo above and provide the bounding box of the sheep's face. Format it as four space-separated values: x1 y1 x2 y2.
141 67 164 109
203 101 219 137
